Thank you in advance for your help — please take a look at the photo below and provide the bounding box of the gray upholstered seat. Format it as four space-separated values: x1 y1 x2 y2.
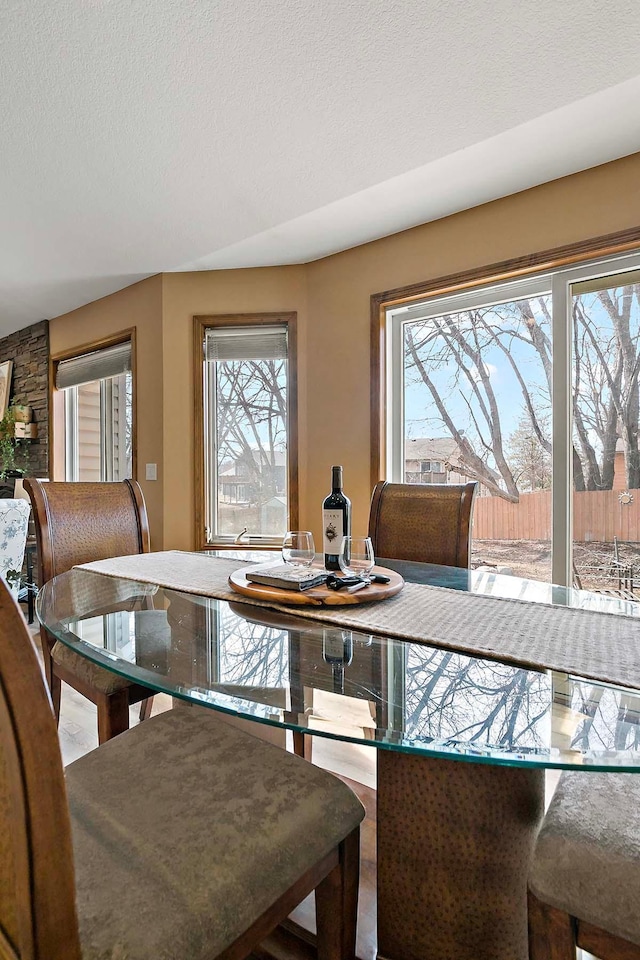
52 643 132 694
529 771 640 946
67 706 365 960
52 609 173 695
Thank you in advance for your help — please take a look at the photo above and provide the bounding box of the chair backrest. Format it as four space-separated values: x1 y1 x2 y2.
0 579 81 959
0 500 30 597
24 480 150 583
368 481 477 568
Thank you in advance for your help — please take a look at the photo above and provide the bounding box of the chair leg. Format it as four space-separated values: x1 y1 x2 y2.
40 628 61 723
292 731 314 760
528 890 576 960
97 690 130 744
315 826 360 960
139 697 154 722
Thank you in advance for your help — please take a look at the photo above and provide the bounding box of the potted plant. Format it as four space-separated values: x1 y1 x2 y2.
0 408 17 480
10 400 37 439
0 409 29 482
10 402 32 424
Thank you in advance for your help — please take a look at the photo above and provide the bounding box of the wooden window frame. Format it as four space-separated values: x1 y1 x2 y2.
193 312 299 552
370 225 640 493
49 328 137 482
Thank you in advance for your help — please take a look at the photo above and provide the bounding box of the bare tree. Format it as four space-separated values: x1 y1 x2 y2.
404 283 640 501
574 287 640 490
405 300 551 502
215 358 287 501
507 414 551 492
404 647 549 751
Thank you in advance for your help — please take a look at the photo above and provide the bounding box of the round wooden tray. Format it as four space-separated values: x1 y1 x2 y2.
228 564 404 606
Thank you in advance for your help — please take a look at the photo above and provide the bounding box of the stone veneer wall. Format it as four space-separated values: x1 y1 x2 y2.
0 319 49 493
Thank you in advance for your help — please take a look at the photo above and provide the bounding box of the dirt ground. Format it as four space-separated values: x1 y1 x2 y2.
472 538 640 592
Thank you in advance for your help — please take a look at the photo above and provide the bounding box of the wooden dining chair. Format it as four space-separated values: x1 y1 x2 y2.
528 771 640 959
368 480 478 568
0 578 363 960
298 480 480 764
291 480 478 767
25 478 154 743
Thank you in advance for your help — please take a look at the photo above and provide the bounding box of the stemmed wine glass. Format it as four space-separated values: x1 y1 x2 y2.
338 536 375 580
282 531 316 569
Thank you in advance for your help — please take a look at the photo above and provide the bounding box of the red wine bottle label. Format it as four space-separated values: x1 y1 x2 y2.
323 509 345 555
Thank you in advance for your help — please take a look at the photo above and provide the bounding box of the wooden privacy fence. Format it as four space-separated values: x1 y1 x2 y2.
473 489 640 543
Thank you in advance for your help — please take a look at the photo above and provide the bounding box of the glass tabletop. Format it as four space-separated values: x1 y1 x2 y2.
37 558 640 771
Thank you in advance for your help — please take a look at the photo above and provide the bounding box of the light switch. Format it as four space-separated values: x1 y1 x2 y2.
145 463 158 481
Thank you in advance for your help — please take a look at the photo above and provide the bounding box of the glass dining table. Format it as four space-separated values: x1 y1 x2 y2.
37 554 640 960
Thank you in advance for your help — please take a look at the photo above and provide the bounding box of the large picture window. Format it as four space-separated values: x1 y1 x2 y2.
54 337 133 482
195 313 298 549
378 242 640 589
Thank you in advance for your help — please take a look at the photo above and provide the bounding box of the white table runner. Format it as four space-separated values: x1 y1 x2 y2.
77 550 640 691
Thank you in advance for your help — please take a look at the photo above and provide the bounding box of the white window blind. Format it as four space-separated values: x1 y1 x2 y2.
56 341 132 390
571 267 640 296
393 273 553 324
204 325 287 362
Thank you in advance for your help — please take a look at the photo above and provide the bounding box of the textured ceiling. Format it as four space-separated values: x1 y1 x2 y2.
1 0 640 334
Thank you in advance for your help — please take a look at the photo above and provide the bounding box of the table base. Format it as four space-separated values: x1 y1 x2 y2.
258 757 543 960
377 751 545 960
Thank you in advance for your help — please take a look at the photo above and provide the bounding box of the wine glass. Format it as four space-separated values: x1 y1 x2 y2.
338 536 375 579
282 531 315 569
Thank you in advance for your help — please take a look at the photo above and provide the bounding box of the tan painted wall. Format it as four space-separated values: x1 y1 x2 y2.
48 152 640 551
305 152 640 538
49 274 165 548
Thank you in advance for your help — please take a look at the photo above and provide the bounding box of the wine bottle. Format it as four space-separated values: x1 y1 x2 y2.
322 629 354 694
322 465 351 571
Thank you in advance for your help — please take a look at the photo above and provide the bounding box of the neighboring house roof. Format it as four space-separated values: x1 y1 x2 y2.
219 449 287 477
405 437 463 468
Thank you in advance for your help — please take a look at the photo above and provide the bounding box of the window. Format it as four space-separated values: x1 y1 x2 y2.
380 245 640 588
195 314 298 549
54 338 133 482
420 460 443 474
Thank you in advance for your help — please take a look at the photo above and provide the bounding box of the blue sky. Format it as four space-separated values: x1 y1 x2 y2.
403 297 552 459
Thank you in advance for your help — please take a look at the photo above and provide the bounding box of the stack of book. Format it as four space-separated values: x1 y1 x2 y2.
245 563 327 592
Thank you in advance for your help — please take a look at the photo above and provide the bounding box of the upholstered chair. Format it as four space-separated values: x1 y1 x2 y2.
282 479 479 764
299 480 478 765
25 478 154 743
0 497 30 596
0 578 364 960
528 771 640 958
368 480 478 568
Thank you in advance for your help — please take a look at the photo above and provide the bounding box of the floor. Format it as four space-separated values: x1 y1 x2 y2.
29 620 593 960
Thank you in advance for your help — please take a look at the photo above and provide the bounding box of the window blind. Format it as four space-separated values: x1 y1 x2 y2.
394 273 553 325
56 341 132 390
204 325 287 362
572 268 640 297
